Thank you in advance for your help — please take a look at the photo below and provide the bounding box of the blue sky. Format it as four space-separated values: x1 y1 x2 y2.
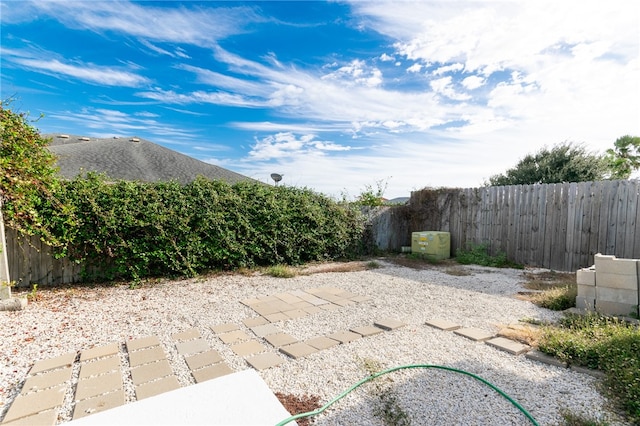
1 1 639 199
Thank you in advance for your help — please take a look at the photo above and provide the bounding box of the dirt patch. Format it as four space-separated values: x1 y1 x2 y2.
274 392 322 425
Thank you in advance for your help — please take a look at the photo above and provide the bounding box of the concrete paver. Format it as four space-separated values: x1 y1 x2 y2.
264 312 289 322
2 385 66 423
75 371 123 401
332 299 355 307
426 319 461 331
130 360 173 385
72 389 125 420
454 327 494 342
327 331 361 344
21 367 72 393
282 309 308 320
306 336 340 350
128 345 166 367
279 343 318 359
126 336 160 352
242 317 269 327
184 349 223 371
240 297 262 307
218 330 251 344
134 376 181 400
251 303 282 316
264 333 298 348
374 318 406 331
230 341 267 357
250 323 280 338
191 363 234 383
486 337 531 355
29 352 76 375
80 343 120 362
0 408 57 426
79 356 120 379
175 339 209 356
525 350 568 368
210 323 240 334
245 353 285 370
302 306 323 315
171 328 200 342
350 325 384 337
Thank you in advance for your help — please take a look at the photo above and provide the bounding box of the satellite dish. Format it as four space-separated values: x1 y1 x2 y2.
270 173 283 185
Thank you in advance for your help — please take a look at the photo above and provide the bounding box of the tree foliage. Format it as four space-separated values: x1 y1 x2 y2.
488 142 608 186
605 135 640 180
0 102 64 243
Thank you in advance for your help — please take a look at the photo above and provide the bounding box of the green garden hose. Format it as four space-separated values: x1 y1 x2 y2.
274 364 539 426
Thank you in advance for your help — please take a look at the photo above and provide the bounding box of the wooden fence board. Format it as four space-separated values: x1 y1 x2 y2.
605 180 620 255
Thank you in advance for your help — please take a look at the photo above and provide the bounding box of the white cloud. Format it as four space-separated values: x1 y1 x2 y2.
380 53 395 62
406 63 422 73
11 1 263 46
430 76 471 101
461 75 485 90
9 56 149 87
322 60 383 87
248 132 351 161
432 63 464 76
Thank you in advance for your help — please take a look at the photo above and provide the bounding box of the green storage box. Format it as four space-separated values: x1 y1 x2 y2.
411 231 451 259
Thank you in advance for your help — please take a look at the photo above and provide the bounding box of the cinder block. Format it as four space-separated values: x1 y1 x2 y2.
576 268 595 286
596 287 638 304
597 272 639 291
595 300 638 317
594 254 638 275
577 284 596 299
575 296 595 311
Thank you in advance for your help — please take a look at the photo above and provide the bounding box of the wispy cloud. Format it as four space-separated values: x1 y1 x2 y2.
3 48 149 87
46 107 197 140
248 132 352 161
5 1 264 46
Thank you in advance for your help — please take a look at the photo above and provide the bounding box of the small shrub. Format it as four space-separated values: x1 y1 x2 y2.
530 284 577 311
559 409 610 426
539 313 640 423
455 243 522 268
264 265 297 278
366 260 382 269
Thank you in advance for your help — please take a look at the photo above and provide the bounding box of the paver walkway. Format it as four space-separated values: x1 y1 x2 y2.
3 285 587 426
0 286 395 425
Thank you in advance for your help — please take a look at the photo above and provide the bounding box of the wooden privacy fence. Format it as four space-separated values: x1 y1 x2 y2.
404 180 640 271
3 179 639 286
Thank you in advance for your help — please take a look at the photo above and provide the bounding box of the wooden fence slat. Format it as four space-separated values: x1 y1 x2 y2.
616 180 630 258
605 180 620 255
565 183 578 270
633 181 640 259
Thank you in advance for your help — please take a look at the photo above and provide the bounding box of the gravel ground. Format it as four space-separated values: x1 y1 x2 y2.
0 260 629 425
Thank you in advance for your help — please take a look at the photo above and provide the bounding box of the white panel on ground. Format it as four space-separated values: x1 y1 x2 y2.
68 369 296 426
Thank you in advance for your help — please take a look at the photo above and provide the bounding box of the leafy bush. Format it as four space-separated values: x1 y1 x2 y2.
530 285 577 311
455 243 522 268
539 313 640 423
0 103 66 244
46 174 366 280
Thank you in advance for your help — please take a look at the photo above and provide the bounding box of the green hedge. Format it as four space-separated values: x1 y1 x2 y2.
44 173 366 281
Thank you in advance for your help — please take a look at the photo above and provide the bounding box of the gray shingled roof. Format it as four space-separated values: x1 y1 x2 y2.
45 134 255 184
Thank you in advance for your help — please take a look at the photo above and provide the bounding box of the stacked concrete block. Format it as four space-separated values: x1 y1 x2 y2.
592 254 640 317
576 265 596 310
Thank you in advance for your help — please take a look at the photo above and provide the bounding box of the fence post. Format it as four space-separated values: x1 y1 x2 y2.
0 200 11 299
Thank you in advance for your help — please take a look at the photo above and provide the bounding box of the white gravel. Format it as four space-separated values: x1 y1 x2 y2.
0 260 630 425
